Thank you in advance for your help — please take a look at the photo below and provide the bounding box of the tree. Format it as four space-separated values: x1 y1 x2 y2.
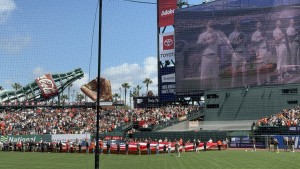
113 93 120 102
0 86 3 91
143 78 152 94
135 85 142 97
76 92 84 103
60 94 69 104
121 83 130 105
11 83 22 91
131 90 138 97
67 83 73 102
132 85 142 97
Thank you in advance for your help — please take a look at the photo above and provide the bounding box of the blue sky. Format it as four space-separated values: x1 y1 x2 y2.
0 0 204 100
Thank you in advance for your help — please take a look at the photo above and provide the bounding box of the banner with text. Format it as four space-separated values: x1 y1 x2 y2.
0 135 51 143
160 32 175 61
274 135 300 149
52 133 91 142
158 0 177 27
159 67 176 101
35 74 58 98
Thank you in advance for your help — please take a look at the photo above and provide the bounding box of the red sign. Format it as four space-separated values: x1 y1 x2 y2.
158 0 177 27
163 34 174 50
35 74 58 98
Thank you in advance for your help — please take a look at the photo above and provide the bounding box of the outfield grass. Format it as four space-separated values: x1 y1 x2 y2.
0 150 299 169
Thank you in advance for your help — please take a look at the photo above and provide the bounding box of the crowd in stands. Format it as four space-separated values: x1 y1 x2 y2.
0 105 201 135
256 106 300 127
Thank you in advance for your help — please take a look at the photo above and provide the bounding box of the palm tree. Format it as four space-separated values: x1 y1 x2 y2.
67 83 73 102
121 83 130 105
135 85 142 97
143 78 152 94
11 82 22 91
113 93 120 102
76 92 84 103
61 94 69 104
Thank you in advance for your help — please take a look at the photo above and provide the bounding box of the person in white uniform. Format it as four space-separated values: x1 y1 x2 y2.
273 20 288 82
287 19 300 70
251 21 271 85
197 20 221 89
229 21 247 87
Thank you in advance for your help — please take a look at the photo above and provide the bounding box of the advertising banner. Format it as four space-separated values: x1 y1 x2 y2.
159 67 176 101
35 74 58 98
0 135 51 143
158 0 177 27
160 32 175 61
175 5 300 93
51 134 91 142
162 73 175 83
274 135 300 149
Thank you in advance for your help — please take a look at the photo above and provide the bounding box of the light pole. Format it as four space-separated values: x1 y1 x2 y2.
95 0 102 169
129 90 132 109
119 87 122 101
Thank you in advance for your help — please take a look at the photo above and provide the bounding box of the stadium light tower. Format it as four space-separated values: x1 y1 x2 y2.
95 0 102 169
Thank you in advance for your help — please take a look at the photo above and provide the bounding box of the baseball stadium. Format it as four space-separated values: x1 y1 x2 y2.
1 0 300 169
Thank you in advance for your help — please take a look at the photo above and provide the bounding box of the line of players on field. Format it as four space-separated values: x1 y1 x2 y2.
266 137 295 153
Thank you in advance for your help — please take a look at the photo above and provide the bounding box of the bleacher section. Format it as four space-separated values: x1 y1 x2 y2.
204 84 300 121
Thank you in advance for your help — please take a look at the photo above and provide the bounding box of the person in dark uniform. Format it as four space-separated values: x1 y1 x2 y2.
251 138 256 152
284 137 288 152
117 141 120 154
163 143 167 154
147 140 151 155
288 138 295 152
41 140 45 153
125 140 129 155
78 142 82 153
273 138 279 153
106 139 111 155
268 138 272 151
59 141 62 153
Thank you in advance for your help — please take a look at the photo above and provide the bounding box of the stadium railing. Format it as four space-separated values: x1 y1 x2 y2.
254 126 300 135
121 122 133 132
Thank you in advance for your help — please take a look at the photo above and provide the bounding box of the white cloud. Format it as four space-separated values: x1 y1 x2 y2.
103 56 158 98
72 73 89 91
143 57 157 78
0 0 16 24
4 79 12 85
0 35 32 54
33 66 46 77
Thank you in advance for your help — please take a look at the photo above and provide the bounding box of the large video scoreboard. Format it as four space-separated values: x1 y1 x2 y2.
175 4 300 93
